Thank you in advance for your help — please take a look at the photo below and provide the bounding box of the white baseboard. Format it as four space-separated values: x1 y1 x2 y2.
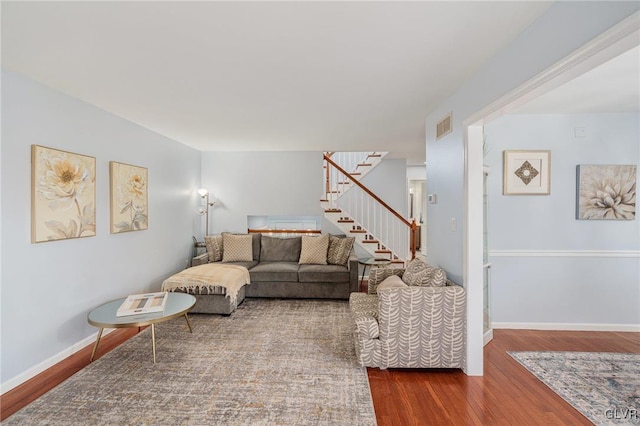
483 329 494 345
0 328 114 394
492 322 640 332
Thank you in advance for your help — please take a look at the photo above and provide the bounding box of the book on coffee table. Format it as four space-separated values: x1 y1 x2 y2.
116 292 168 317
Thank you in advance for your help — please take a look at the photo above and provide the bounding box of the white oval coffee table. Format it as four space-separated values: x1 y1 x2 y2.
87 292 196 363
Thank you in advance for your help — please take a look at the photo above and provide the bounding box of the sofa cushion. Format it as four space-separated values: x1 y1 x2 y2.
298 264 349 283
204 234 223 262
299 234 329 264
249 262 299 282
220 260 258 270
222 234 253 262
401 258 447 287
376 274 408 291
327 235 355 266
260 235 301 262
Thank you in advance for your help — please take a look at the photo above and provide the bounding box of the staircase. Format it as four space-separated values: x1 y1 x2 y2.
321 152 417 266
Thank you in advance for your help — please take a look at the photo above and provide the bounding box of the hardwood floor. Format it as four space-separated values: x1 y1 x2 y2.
2 324 638 424
368 329 640 426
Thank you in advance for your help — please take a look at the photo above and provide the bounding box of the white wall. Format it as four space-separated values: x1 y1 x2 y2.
200 152 408 235
424 2 640 374
360 158 408 218
200 151 325 234
485 113 639 328
1 70 202 390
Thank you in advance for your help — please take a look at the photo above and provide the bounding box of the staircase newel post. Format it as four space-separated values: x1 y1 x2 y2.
410 219 418 260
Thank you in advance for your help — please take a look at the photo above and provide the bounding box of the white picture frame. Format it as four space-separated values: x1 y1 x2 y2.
503 150 551 195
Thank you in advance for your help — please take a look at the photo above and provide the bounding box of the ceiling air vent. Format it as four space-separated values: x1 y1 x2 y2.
436 112 452 140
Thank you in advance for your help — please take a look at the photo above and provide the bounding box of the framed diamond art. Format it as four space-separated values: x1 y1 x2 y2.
503 150 551 195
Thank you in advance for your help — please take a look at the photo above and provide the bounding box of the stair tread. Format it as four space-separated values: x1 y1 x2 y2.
350 230 367 233
337 219 354 223
325 209 342 213
361 240 379 243
357 163 372 167
367 154 382 158
375 250 392 253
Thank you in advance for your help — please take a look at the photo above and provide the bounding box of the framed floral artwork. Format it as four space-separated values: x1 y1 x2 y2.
110 161 148 233
31 145 96 243
576 164 636 220
503 150 551 195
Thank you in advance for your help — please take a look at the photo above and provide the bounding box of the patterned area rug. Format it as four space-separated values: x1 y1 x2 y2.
509 351 640 425
5 299 377 425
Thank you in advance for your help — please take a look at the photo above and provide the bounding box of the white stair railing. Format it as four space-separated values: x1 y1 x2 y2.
324 154 417 262
329 152 371 175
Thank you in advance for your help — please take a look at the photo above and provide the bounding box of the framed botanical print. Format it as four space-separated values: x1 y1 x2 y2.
576 164 636 220
110 161 148 233
31 145 96 243
503 150 551 195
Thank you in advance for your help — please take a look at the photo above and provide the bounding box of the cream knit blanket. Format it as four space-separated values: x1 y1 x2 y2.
161 264 251 306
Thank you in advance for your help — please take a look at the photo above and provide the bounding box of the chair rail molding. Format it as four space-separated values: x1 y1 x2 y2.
489 250 640 258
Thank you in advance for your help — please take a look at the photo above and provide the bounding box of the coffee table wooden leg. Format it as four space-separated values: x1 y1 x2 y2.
90 328 104 362
151 324 156 363
184 313 193 333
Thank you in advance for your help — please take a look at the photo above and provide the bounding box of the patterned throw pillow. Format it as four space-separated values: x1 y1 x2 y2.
401 258 447 287
376 274 408 291
327 235 355 266
298 234 330 265
204 234 223 262
222 234 253 262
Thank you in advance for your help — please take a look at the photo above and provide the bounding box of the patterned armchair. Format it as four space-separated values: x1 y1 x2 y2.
349 266 466 370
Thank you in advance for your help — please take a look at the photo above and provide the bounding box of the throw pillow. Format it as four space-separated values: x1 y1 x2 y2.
376 275 408 292
204 234 223 262
222 234 253 262
298 234 330 265
327 235 355 266
401 258 447 287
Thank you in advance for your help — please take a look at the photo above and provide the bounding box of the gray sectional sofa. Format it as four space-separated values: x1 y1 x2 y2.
188 233 358 314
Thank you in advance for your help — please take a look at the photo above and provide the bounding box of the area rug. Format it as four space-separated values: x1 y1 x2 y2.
5 299 377 425
509 351 640 425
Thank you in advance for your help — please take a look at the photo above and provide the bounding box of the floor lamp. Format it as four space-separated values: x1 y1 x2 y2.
197 188 216 236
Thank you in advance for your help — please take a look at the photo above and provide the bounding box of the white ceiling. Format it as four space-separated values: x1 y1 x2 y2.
1 2 556 164
513 45 640 114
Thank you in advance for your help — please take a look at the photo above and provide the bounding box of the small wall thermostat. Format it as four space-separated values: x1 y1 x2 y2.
428 194 437 204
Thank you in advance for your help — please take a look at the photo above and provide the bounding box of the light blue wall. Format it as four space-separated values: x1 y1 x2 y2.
425 2 639 283
424 2 639 374
1 70 202 388
485 113 639 326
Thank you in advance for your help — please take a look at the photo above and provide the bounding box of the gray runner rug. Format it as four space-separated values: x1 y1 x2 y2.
509 351 640 425
5 299 377 425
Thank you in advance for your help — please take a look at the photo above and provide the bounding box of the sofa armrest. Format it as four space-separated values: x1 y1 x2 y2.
354 316 379 339
348 251 359 293
368 267 405 295
192 252 210 266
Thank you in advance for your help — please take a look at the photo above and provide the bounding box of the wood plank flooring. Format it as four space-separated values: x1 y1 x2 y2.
368 329 640 425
